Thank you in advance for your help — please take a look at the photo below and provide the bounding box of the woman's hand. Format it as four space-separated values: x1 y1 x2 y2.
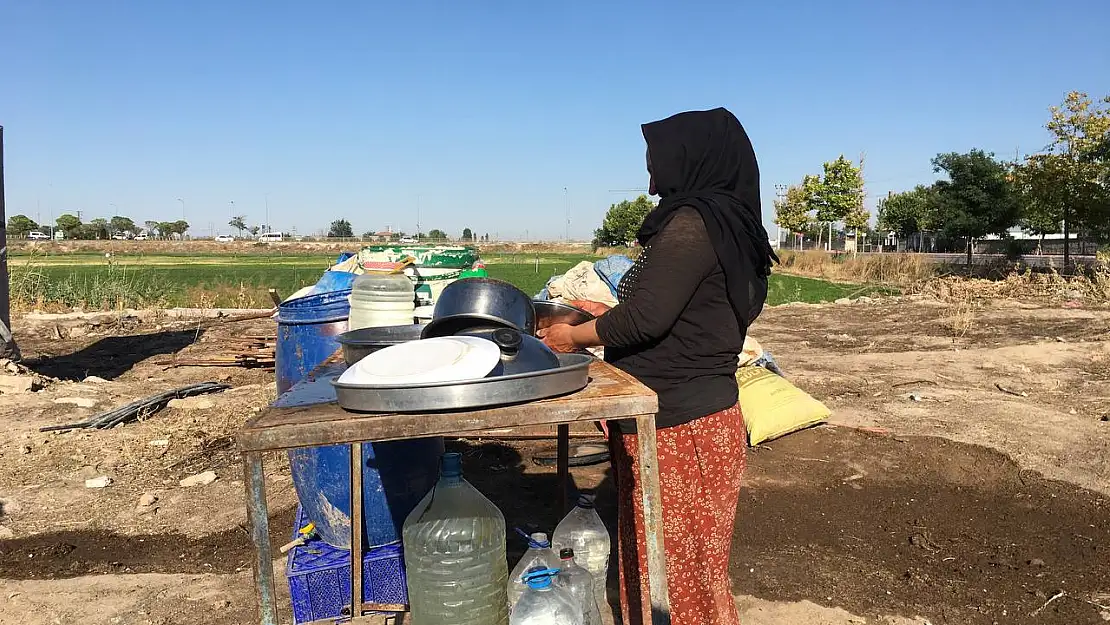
538 323 578 353
569 300 612 317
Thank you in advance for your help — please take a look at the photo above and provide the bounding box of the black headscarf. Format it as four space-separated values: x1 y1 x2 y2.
639 107 778 322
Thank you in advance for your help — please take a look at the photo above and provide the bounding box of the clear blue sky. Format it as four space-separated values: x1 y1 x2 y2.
3 1 1108 240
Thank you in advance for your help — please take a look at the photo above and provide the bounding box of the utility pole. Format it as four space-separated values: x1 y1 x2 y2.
564 187 570 241
416 194 421 238
264 193 269 234
774 184 787 249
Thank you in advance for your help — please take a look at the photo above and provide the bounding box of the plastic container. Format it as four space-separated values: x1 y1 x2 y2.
275 289 353 394
508 532 561 611
348 272 416 331
286 507 406 624
509 568 583 625
555 549 601 625
288 437 444 549
403 452 510 625
552 494 611 603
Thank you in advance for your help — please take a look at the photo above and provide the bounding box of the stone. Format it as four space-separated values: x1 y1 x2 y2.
1028 558 1046 567
54 397 97 408
19 444 31 455
136 493 158 508
167 397 216 411
148 439 170 447
0 375 36 394
82 376 109 385
834 297 852 305
84 476 113 488
857 296 874 304
0 526 14 539
179 471 217 488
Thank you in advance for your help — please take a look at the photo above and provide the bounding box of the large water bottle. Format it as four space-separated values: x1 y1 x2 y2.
552 494 611 603
555 549 602 625
348 271 415 330
509 568 584 625
403 452 509 625
507 531 561 611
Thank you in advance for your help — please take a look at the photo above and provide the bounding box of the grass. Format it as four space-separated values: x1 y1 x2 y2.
8 250 897 310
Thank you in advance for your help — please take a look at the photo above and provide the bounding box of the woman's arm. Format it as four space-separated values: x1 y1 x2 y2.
540 208 716 353
594 208 716 347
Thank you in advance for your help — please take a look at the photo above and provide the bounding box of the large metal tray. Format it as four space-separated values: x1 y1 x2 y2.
332 353 593 413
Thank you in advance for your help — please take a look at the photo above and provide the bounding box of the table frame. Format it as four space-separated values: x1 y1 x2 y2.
238 360 669 624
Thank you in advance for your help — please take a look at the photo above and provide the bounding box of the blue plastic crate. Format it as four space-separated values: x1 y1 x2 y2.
287 507 408 624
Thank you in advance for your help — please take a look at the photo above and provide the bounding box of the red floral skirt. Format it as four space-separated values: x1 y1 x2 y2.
609 405 746 625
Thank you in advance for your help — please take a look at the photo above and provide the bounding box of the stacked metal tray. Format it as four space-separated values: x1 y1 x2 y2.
331 353 592 413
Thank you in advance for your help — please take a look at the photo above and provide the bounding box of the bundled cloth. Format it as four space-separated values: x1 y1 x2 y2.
536 254 635 305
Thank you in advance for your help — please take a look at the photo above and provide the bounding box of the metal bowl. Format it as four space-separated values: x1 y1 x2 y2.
532 300 596 332
335 324 424 365
422 278 536 338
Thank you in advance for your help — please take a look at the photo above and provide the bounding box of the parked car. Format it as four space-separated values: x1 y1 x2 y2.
27 231 50 241
134 233 148 241
215 234 235 242
112 234 129 240
399 236 418 244
258 232 284 242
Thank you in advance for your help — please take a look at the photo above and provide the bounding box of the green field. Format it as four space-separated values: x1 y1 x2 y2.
8 250 891 310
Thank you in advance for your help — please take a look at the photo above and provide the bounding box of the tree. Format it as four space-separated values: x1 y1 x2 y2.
56 214 82 239
773 183 814 249
109 216 138 237
811 156 864 251
593 195 655 247
1014 156 1067 251
250 225 261 237
877 186 935 237
461 228 474 242
172 220 190 238
1027 92 1110 259
87 218 110 240
7 215 39 238
931 150 1020 265
427 229 448 241
328 219 354 238
144 220 159 236
229 215 248 237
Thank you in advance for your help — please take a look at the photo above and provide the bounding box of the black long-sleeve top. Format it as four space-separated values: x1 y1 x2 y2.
596 207 767 433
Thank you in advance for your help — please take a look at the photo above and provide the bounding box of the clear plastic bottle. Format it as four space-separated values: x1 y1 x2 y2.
348 271 416 330
551 494 611 603
509 568 584 625
403 452 509 625
555 549 602 625
507 531 561 611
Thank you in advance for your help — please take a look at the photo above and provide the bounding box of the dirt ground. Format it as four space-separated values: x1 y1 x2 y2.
0 296 1108 625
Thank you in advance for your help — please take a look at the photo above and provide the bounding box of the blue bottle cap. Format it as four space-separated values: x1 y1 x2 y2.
522 567 561 590
440 452 462 478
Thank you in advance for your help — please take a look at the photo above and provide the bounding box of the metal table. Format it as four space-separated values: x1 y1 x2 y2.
238 358 668 624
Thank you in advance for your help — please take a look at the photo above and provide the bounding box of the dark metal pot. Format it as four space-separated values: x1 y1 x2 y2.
457 327 560 376
532 300 595 332
422 278 536 338
336 324 424 365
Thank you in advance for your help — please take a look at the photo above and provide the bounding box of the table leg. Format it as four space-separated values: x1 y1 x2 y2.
350 442 364 619
557 424 570 514
635 414 671 625
244 452 279 625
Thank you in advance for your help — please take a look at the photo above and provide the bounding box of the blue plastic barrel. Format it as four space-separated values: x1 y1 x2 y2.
275 291 444 549
275 290 352 395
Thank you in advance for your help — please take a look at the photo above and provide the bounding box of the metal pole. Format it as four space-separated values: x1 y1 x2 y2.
564 187 569 241
243 452 278 625
264 193 269 234
350 443 364 618
0 126 16 360
635 413 671 625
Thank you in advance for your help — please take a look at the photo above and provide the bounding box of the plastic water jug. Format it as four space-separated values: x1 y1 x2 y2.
509 568 584 625
552 494 611 603
508 531 561 611
348 271 415 331
555 549 602 625
402 452 510 625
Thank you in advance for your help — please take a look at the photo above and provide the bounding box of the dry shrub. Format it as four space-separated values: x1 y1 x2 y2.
775 251 936 286
919 264 1110 303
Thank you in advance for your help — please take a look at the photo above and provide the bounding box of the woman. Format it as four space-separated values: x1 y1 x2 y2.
540 107 777 625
